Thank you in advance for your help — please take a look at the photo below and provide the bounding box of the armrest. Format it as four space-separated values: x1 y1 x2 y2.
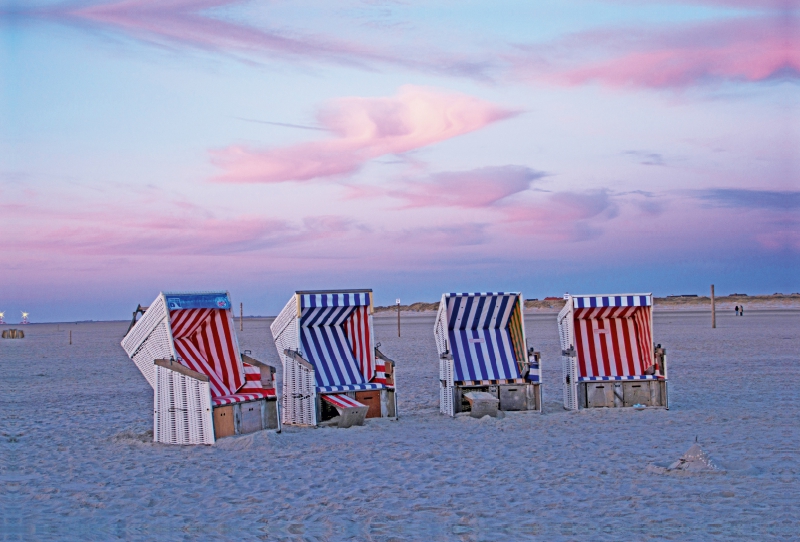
242 355 277 388
375 347 395 365
154 359 209 382
242 354 278 371
283 349 314 371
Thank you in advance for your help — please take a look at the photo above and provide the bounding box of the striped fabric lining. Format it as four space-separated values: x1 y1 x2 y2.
240 362 271 392
457 378 525 386
170 308 244 397
445 293 522 382
578 375 662 382
322 394 366 410
300 292 371 309
318 382 385 393
573 295 651 309
299 293 383 389
572 305 654 379
212 389 275 406
301 324 366 389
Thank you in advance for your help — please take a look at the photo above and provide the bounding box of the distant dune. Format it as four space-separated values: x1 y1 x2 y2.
374 293 800 314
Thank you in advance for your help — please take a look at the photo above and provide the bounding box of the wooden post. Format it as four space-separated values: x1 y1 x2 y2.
711 284 716 329
396 299 401 337
69 330 72 345
240 302 243 331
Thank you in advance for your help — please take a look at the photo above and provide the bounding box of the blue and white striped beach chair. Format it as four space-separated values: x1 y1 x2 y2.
434 292 542 416
558 293 668 410
270 289 397 427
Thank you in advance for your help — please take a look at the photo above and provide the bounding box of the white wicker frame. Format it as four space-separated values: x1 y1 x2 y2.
434 293 542 416
558 300 579 411
154 363 215 445
121 294 176 389
271 296 317 426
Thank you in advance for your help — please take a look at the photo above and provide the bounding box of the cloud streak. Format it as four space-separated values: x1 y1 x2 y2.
512 13 800 88
381 166 546 209
211 86 518 183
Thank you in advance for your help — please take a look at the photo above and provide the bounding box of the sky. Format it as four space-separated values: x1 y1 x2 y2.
1 0 798 322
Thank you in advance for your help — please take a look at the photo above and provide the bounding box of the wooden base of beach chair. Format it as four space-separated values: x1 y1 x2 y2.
579 380 667 409
452 383 540 415
463 391 499 418
354 391 382 418
322 395 369 428
213 399 281 439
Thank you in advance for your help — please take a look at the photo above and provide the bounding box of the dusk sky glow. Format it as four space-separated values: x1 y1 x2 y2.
1 0 798 321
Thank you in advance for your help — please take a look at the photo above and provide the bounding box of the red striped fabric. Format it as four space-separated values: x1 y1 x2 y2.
343 306 375 382
240 362 267 391
572 306 653 378
322 394 365 409
212 389 275 406
170 308 244 398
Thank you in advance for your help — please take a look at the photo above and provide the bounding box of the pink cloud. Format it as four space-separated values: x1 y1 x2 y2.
513 15 800 88
210 86 518 183
61 0 378 65
382 166 545 208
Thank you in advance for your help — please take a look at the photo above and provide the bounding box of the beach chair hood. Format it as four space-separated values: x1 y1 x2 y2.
297 291 375 391
436 292 527 382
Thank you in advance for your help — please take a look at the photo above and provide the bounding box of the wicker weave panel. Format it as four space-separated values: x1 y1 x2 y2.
122 294 167 356
130 320 173 389
154 365 213 445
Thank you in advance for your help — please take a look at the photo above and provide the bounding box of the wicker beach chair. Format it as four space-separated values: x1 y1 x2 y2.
270 289 397 427
558 293 668 410
121 292 280 445
434 292 542 416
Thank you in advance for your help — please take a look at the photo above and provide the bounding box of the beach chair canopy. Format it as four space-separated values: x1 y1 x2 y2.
437 292 527 382
297 291 377 392
566 294 654 380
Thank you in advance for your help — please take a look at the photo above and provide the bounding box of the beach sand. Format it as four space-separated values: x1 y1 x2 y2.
2 310 798 540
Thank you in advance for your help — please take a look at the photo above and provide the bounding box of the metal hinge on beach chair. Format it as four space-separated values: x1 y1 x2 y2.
321 394 369 428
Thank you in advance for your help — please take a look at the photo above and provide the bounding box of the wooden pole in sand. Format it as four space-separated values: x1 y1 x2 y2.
396 299 401 337
711 284 716 328
69 330 72 345
240 302 243 331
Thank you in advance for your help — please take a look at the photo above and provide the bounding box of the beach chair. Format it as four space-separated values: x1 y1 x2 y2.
270 289 397 427
121 292 280 445
558 293 668 410
434 292 542 416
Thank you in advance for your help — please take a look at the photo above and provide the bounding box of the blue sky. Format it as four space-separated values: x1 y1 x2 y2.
1 0 797 321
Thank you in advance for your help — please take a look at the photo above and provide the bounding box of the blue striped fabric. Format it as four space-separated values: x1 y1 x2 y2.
445 293 521 382
300 292 371 309
318 383 385 393
578 375 661 381
300 325 365 389
573 295 651 309
301 305 356 327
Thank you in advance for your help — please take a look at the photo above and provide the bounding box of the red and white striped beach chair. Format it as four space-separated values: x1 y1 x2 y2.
434 292 542 417
270 289 397 427
558 293 668 410
121 292 280 444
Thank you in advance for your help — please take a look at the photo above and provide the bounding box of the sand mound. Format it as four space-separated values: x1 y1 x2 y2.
667 443 722 473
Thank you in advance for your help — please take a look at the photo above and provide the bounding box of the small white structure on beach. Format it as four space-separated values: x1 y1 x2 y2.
558 293 668 410
121 291 280 444
271 289 397 428
434 292 542 416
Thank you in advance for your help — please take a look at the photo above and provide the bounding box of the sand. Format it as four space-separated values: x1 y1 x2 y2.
2 310 799 540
